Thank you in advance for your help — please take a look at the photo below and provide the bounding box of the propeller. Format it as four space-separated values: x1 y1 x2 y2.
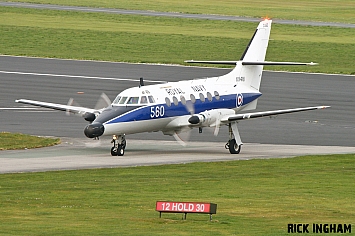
213 115 221 136
94 93 111 110
171 99 196 146
185 100 195 115
66 97 81 116
173 129 191 147
66 93 111 123
173 98 230 146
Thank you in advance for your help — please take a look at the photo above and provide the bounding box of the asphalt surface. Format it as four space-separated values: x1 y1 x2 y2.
1 56 355 173
1 1 355 28
2 138 355 174
1 55 354 146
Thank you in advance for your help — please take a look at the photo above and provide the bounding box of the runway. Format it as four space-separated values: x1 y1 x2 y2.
1 56 355 173
1 137 355 174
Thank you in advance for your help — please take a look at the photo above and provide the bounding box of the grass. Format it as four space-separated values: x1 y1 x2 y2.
0 154 354 235
0 132 60 150
1 7 355 74
0 2 353 234
5 0 355 24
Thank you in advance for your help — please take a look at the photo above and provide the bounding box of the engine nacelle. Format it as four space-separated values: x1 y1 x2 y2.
188 109 235 126
83 112 96 122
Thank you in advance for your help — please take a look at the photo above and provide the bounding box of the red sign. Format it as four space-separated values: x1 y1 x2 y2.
156 201 216 214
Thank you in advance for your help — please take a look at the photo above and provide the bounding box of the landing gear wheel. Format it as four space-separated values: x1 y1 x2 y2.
111 135 126 156
228 139 241 154
122 138 126 150
111 146 118 156
117 145 124 156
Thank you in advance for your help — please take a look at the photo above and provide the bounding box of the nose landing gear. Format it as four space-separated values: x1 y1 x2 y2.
111 135 126 156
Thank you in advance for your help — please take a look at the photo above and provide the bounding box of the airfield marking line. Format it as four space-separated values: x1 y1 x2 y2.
0 107 46 110
0 70 166 83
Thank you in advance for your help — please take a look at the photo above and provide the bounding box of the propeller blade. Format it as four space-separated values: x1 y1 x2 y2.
172 128 191 147
94 93 111 110
66 98 82 116
213 116 221 136
66 98 73 116
185 100 195 115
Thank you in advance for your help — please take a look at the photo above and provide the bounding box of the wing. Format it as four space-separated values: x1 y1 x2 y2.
221 106 330 122
15 99 98 116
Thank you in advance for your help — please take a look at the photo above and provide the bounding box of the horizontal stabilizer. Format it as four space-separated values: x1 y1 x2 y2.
185 60 238 65
185 60 318 66
242 61 318 66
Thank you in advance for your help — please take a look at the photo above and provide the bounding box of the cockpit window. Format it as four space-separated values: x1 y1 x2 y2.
113 96 121 104
148 95 155 103
119 96 128 104
140 96 148 104
127 97 139 104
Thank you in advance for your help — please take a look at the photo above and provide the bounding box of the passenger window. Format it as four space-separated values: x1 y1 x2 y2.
214 91 220 100
173 96 179 106
199 93 205 102
127 97 139 104
140 96 148 104
119 97 128 104
165 97 171 107
148 96 155 103
207 92 213 101
180 95 186 105
190 94 196 104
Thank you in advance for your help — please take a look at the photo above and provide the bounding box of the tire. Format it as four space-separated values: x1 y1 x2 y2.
117 145 125 156
122 139 126 150
228 139 241 154
111 147 118 156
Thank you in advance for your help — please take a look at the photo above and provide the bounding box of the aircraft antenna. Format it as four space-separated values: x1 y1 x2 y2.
139 77 145 87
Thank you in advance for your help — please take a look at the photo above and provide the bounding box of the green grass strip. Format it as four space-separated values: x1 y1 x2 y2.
1 7 355 74
0 154 354 235
0 132 60 150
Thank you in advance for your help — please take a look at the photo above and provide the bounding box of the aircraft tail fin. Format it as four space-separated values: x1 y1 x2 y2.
226 19 272 91
186 19 317 91
185 19 272 66
185 19 272 90
240 19 272 62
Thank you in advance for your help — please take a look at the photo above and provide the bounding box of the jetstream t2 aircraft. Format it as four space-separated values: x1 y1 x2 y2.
16 19 329 156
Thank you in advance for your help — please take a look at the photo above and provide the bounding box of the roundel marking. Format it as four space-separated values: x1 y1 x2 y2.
237 93 243 108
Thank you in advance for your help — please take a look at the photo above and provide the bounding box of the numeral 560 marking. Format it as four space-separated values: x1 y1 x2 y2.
150 106 165 118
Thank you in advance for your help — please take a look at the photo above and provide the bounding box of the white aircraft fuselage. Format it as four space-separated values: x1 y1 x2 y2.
93 75 261 137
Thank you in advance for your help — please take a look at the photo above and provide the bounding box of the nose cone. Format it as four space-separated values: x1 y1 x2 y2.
84 123 105 138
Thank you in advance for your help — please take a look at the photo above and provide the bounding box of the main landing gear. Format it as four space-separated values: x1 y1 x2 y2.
111 135 126 156
225 122 243 154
